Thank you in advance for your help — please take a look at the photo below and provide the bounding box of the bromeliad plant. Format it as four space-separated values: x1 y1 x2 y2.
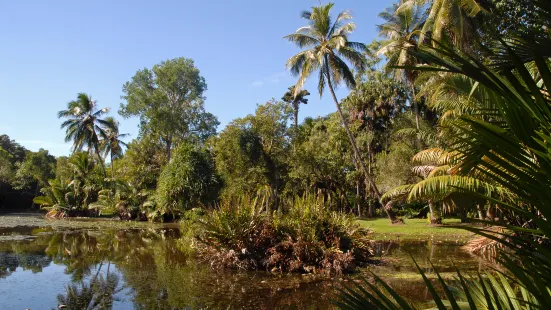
336 0 551 308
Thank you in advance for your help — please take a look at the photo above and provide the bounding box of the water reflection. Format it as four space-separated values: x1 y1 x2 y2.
0 226 486 309
57 266 122 310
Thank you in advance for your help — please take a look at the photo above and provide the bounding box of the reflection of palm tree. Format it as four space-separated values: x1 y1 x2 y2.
57 270 121 310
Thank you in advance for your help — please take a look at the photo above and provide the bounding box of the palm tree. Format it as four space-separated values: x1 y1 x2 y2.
282 86 310 129
58 93 110 176
403 0 484 47
99 117 129 181
377 1 426 131
284 3 381 198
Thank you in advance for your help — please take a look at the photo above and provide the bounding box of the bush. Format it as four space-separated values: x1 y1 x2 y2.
156 143 222 219
191 195 372 275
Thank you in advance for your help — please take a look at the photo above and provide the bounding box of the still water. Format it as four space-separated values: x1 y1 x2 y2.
0 222 487 309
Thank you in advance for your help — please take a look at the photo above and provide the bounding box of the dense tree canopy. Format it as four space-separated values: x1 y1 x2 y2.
119 57 219 160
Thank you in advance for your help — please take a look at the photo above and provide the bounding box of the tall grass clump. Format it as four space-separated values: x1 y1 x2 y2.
189 195 372 275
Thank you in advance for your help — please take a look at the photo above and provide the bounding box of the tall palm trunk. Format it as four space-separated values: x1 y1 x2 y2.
293 102 299 129
410 84 420 131
110 151 115 190
324 63 381 199
91 134 107 178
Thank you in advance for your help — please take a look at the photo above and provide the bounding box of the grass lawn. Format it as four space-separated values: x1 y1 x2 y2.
357 218 475 241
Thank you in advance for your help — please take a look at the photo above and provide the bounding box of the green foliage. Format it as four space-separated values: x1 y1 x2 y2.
194 195 371 275
288 114 352 205
375 142 417 193
116 134 167 191
0 134 26 163
58 93 111 176
33 152 104 216
213 100 290 207
12 148 56 190
155 143 221 220
0 147 14 184
119 57 218 160
281 85 310 128
33 177 74 217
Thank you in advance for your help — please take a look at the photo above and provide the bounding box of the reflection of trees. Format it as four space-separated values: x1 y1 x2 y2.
2 228 338 309
0 252 52 278
56 264 122 310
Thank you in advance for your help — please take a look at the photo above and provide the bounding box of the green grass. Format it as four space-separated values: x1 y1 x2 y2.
357 218 475 241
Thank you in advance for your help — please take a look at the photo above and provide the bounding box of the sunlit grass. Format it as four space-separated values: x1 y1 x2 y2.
357 218 474 240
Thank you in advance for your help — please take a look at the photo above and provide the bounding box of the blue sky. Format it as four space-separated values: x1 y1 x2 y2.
0 0 393 156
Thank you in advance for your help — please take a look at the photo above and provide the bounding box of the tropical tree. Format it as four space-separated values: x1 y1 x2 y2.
281 86 310 129
213 100 291 213
99 117 129 180
0 134 26 163
284 3 381 198
377 1 426 130
399 0 484 47
343 71 409 216
33 177 73 218
12 148 56 205
115 134 168 192
0 148 14 186
155 142 221 220
119 57 218 161
58 93 110 176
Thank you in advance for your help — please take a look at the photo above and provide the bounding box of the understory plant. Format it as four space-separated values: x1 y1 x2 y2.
189 195 372 275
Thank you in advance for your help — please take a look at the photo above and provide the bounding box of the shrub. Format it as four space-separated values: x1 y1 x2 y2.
156 143 221 219
192 195 372 275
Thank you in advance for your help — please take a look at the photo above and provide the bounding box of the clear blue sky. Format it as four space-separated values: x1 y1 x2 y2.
0 0 393 156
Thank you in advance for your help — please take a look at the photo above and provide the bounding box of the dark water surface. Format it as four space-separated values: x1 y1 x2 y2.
0 219 489 309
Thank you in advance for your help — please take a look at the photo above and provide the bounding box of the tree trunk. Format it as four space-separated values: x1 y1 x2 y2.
356 179 361 217
293 103 299 129
477 204 484 220
92 135 107 178
166 135 173 162
95 148 107 178
324 66 381 199
368 197 376 218
428 201 442 225
110 152 116 190
383 200 402 224
410 83 420 131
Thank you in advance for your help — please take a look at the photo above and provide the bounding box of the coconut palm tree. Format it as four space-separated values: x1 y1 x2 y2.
284 3 382 197
282 86 310 129
402 0 484 47
99 117 129 181
377 1 426 131
58 93 110 176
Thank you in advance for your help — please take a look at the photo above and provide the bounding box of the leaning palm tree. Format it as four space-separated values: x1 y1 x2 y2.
99 117 129 181
58 93 110 176
282 86 310 129
284 3 381 197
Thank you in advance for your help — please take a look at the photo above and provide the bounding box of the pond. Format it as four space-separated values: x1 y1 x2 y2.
0 215 490 309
